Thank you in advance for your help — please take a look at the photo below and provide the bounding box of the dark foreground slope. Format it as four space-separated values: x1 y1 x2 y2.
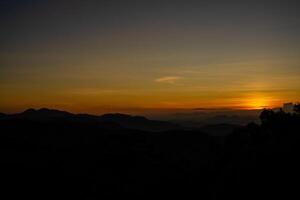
1 108 300 199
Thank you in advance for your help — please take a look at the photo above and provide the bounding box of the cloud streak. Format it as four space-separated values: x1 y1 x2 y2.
155 76 182 84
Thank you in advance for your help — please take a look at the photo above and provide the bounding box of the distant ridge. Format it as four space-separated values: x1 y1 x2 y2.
20 108 74 119
0 112 7 118
0 108 180 132
99 113 177 131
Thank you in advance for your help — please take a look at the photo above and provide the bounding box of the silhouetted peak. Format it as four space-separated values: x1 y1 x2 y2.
23 108 37 114
0 112 7 118
20 108 73 119
1 108 179 131
33 108 69 114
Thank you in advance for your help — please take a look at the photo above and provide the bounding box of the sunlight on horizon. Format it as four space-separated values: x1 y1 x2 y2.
0 1 299 114
242 95 274 110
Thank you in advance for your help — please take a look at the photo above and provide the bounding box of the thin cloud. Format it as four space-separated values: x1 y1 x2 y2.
155 76 182 84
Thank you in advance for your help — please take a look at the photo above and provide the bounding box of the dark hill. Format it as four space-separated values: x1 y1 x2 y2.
1 108 180 132
1 107 300 199
19 108 74 120
199 123 242 136
99 113 180 131
0 112 7 118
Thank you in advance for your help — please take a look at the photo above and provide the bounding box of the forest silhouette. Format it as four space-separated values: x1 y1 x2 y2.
1 104 300 199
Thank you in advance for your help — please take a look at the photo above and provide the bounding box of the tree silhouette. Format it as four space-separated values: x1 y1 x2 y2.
294 103 300 113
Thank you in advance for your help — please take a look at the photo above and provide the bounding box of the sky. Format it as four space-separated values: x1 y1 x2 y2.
1 0 300 114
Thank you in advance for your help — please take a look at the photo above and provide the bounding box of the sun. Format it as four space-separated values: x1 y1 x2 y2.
242 96 270 110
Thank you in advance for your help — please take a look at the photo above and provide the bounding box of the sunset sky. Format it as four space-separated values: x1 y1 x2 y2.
1 0 300 114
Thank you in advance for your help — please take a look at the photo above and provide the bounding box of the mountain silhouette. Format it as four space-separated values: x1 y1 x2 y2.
2 108 180 132
0 107 300 199
20 108 74 119
0 112 7 118
99 113 180 131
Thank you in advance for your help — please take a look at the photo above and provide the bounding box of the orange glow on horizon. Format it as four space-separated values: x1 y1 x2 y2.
241 95 277 110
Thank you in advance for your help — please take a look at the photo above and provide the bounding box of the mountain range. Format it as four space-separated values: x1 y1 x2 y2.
0 108 181 132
